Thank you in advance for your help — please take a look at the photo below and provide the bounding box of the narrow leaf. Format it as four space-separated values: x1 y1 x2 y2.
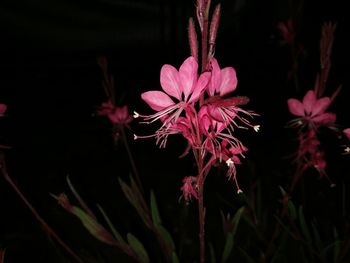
298 206 312 244
221 232 233 263
71 206 117 246
150 190 162 225
67 175 96 219
96 204 126 245
237 247 255 263
156 224 175 251
209 242 216 263
231 207 245 236
311 222 322 253
171 252 180 263
287 200 297 221
127 233 149 263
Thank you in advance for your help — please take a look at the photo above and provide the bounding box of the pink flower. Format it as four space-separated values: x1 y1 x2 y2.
0 104 7 116
108 106 133 125
97 101 132 125
287 90 336 127
277 19 295 45
297 129 327 171
138 56 210 126
204 58 258 132
344 128 350 141
180 176 198 201
206 139 248 193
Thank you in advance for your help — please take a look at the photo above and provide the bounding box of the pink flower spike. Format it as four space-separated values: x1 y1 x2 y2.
0 104 7 116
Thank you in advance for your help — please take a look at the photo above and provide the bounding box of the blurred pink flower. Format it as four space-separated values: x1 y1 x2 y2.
343 128 350 140
288 90 336 127
277 19 295 45
180 176 198 201
97 101 132 125
298 129 326 170
0 104 7 116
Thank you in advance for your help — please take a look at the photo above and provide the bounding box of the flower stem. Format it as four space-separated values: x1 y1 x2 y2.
0 155 85 263
120 126 144 194
198 164 206 263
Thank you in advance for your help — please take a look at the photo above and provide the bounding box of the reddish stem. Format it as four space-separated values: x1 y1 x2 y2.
197 160 206 263
0 157 85 263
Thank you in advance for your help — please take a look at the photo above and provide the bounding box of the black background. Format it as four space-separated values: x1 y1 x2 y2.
1 0 350 262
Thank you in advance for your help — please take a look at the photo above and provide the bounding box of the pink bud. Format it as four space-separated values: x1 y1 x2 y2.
209 4 221 57
188 18 198 62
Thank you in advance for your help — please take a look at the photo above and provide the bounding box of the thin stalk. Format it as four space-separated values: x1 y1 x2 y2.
120 126 144 194
197 157 206 263
0 157 85 263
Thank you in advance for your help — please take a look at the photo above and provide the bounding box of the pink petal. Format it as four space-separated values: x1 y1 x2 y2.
179 56 198 101
287 98 304 116
208 105 224 122
311 97 331 116
302 90 316 114
141 91 175 111
219 67 238 96
160 64 182 100
343 128 350 140
189 72 210 103
312 113 336 125
0 104 7 116
208 57 221 96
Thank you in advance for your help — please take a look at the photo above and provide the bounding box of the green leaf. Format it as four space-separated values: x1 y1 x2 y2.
278 186 287 197
298 206 312 244
67 175 96 219
209 242 216 263
221 232 233 263
287 200 297 221
96 204 126 245
127 233 149 263
155 224 175 251
150 190 162 225
231 207 245 236
221 207 245 263
237 247 255 263
71 206 117 246
171 251 180 263
311 222 322 253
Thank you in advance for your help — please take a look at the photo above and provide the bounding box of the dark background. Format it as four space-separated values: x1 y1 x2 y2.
1 0 349 262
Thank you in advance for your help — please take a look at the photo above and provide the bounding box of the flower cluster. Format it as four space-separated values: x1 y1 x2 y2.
135 56 258 199
288 90 336 174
